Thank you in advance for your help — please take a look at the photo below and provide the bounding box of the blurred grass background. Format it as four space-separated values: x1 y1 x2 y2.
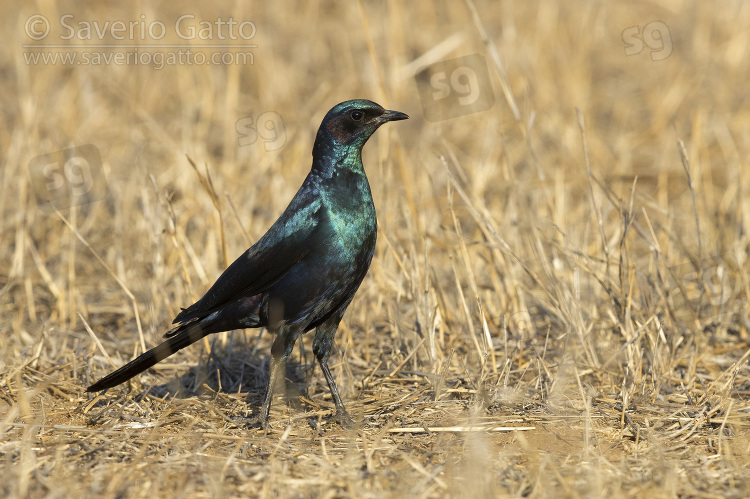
2 0 750 497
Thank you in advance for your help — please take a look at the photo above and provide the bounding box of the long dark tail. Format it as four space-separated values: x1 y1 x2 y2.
87 322 210 392
87 295 263 392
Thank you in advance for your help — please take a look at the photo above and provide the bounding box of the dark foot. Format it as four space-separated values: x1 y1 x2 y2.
334 409 355 429
230 413 270 430
254 413 272 430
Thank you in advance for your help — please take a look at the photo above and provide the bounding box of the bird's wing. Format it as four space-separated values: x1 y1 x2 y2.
172 191 323 325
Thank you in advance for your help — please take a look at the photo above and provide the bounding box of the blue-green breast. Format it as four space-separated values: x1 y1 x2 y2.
318 166 377 274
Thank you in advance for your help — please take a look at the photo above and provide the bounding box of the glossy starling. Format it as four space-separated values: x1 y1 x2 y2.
87 99 409 427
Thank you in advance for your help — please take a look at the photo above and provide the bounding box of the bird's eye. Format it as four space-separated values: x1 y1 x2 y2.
350 110 364 121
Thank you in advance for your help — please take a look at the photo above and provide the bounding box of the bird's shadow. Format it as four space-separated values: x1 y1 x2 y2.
140 332 316 414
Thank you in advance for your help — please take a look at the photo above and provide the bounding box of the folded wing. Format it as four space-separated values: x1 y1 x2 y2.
171 193 323 329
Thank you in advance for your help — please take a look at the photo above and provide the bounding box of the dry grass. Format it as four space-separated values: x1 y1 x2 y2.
2 0 750 497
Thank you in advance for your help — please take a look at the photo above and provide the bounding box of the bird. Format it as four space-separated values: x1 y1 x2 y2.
87 99 409 428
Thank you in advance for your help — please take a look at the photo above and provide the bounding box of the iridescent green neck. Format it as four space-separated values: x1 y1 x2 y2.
312 143 366 177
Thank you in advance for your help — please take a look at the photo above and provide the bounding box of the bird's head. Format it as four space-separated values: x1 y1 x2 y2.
313 99 408 159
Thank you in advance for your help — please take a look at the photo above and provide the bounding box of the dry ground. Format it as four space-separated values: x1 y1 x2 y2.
2 1 750 497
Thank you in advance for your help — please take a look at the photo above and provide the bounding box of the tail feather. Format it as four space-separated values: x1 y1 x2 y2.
87 295 263 392
87 322 209 392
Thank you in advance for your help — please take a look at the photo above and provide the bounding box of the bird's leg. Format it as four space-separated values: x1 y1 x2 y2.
313 320 354 428
318 360 354 428
257 328 299 428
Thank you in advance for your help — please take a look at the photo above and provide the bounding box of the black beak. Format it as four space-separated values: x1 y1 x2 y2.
377 109 410 123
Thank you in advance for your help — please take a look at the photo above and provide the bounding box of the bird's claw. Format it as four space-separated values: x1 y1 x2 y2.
334 409 355 429
230 413 270 430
